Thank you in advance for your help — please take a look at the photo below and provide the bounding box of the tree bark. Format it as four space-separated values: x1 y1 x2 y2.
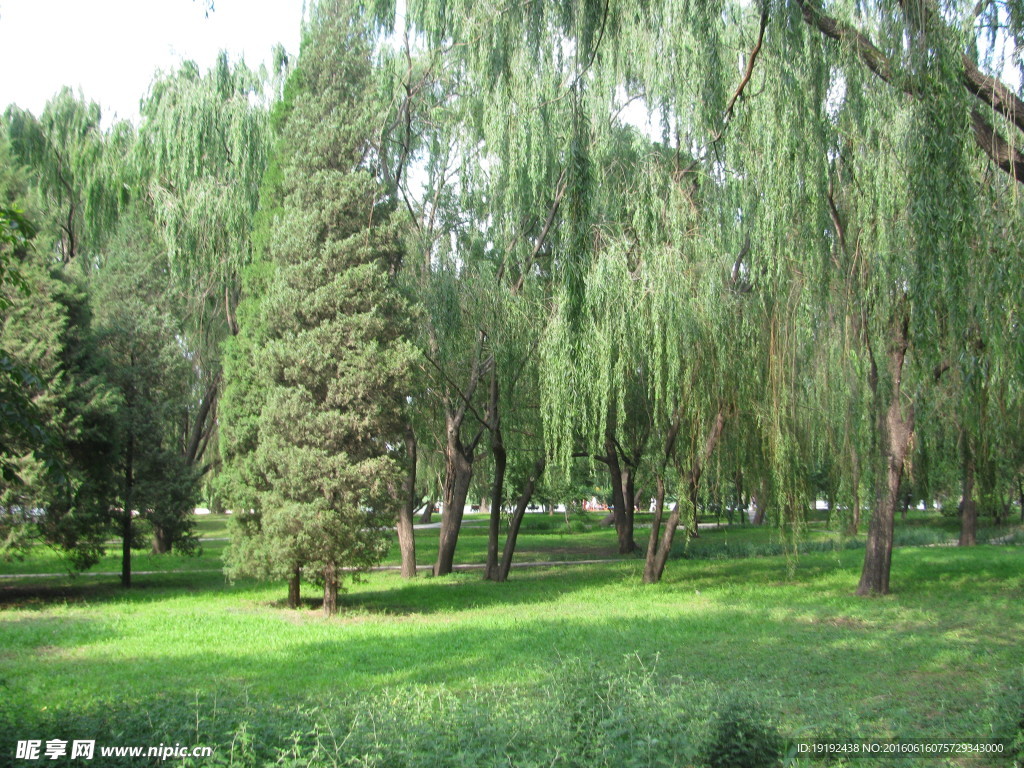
848 445 861 535
644 413 682 581
857 315 913 596
959 448 977 546
151 526 171 554
397 425 418 578
485 370 506 580
287 567 301 609
620 463 638 548
644 408 727 584
1018 477 1024 524
121 432 134 589
602 432 637 554
419 500 434 524
485 436 506 580
497 458 546 582
434 410 477 576
323 564 338 616
751 493 765 525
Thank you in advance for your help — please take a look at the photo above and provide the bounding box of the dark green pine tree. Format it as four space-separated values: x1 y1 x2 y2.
0 133 118 570
252 0 415 615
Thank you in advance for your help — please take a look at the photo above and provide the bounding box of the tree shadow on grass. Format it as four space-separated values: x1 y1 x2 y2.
0 572 228 608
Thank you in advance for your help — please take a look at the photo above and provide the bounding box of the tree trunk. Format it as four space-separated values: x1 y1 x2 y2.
857 316 913 596
151 525 171 554
397 426 418 578
121 433 134 589
323 564 338 616
645 408 727 584
751 493 765 525
434 411 476 576
497 458 546 582
959 449 977 546
485 370 506 581
899 482 913 521
848 446 861 535
1018 477 1023 523
419 500 434 524
603 433 637 554
620 463 638 550
485 430 506 580
287 567 301 609
643 475 668 583
734 470 744 525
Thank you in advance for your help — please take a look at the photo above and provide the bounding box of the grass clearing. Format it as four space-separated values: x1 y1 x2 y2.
0 516 1021 766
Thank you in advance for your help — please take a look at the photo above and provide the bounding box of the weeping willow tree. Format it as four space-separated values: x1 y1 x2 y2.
376 0 580 576
397 0 1024 593
4 89 133 266
134 54 273 483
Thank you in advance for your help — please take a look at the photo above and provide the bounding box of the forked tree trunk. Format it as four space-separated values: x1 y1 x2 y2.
644 414 682 579
287 567 301 609
959 449 977 546
857 316 913 596
644 475 668 581
603 433 637 554
397 426 418 578
323 564 338 616
434 411 477 576
644 408 727 584
497 458 546 582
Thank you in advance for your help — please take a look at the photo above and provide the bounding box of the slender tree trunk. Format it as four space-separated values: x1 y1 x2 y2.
121 433 134 589
497 458 546 582
323 564 338 616
397 426 418 578
959 448 977 546
287 567 301 609
752 493 765 525
485 431 507 580
620 464 638 550
645 408 727 584
643 475 668 582
857 316 913 596
734 470 744 525
419 500 434 524
848 446 861 535
901 486 913 521
1018 477 1023 523
485 370 506 581
434 412 476 576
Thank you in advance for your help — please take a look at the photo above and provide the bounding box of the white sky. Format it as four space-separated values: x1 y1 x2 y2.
0 0 306 125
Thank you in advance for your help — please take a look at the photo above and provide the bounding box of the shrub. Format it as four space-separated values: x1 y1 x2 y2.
700 695 783 768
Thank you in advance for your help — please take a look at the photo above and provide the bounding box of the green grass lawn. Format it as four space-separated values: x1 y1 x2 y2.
0 515 1021 767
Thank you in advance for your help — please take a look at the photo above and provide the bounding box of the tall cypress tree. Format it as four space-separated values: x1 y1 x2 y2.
247 0 415 615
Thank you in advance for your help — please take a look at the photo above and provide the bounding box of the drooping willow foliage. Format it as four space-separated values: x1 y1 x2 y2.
380 0 1024 588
